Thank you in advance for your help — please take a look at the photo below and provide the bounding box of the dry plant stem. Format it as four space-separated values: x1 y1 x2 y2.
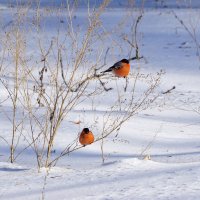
124 77 129 92
134 15 143 58
0 7 29 163
140 125 163 158
60 47 111 92
0 96 9 104
41 168 50 200
60 1 111 92
101 131 105 164
0 34 9 73
0 93 34 162
172 10 200 68
30 115 45 170
30 67 162 168
48 71 163 167
39 0 111 168
0 136 9 146
47 34 164 167
1 0 167 168
98 8 143 164
10 29 20 163
95 74 163 142
124 14 143 59
162 86 176 94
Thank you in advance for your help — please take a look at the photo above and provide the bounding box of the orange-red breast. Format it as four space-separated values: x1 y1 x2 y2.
101 59 130 78
79 128 94 146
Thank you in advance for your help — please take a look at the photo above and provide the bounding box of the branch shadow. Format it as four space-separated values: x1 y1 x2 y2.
0 167 29 172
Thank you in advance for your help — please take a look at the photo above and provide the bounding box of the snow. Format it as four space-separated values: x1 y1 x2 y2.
1 159 200 199
0 1 200 200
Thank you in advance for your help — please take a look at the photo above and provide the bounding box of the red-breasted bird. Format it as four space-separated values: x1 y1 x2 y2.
101 59 130 78
79 128 94 146
101 56 142 78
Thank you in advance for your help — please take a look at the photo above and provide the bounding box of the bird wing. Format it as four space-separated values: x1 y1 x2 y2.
113 61 123 69
101 61 123 73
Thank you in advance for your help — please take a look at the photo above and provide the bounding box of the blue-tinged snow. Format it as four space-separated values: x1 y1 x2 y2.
0 2 200 200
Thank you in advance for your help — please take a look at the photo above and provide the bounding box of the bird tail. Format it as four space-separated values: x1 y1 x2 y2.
101 67 113 73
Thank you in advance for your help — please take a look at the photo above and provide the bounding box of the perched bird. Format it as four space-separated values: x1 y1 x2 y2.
79 128 94 146
101 56 143 78
101 59 130 78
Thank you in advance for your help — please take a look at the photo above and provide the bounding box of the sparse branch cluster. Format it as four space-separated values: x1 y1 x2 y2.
0 0 164 169
172 10 200 69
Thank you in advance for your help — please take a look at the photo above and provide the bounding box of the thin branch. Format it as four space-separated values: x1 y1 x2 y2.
96 47 110 70
134 15 143 58
60 49 111 92
162 86 176 94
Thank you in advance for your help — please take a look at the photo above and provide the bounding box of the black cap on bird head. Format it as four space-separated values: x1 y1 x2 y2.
83 128 89 133
120 59 129 64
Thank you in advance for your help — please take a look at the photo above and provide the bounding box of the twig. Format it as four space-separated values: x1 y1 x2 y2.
162 86 176 94
0 136 9 146
60 48 112 92
172 10 200 68
0 95 9 104
41 168 50 200
96 47 110 70
140 124 163 158
128 56 143 61
124 77 129 92
134 15 143 58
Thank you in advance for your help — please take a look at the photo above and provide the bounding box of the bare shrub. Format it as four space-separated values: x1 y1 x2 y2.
0 5 30 163
0 0 165 169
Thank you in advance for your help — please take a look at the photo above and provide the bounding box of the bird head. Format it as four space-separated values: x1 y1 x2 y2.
120 59 129 64
83 128 89 133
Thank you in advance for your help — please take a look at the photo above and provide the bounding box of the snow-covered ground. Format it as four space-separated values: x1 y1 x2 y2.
0 1 200 200
1 158 200 200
